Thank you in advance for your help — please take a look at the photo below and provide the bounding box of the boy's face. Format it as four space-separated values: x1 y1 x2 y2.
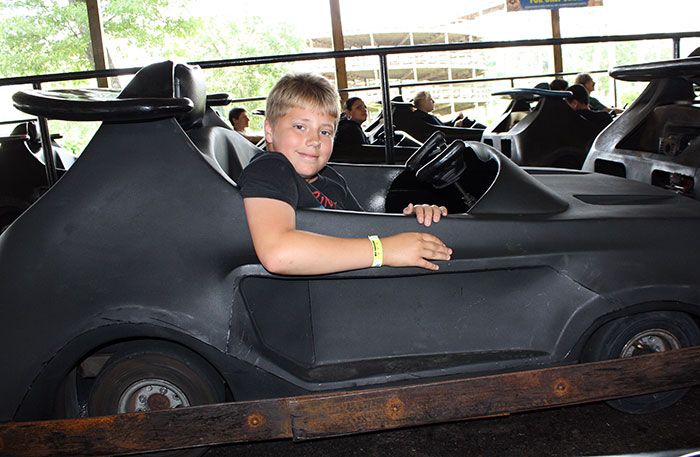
265 106 336 182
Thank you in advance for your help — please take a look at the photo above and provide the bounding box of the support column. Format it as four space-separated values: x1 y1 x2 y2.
329 0 348 103
550 8 563 75
86 0 108 88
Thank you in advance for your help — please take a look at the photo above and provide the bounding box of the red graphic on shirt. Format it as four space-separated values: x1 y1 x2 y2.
312 190 338 208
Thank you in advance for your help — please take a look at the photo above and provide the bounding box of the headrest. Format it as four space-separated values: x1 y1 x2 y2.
118 61 206 130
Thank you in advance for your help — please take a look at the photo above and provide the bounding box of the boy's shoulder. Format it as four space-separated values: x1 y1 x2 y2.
239 151 295 185
245 151 336 180
247 151 289 166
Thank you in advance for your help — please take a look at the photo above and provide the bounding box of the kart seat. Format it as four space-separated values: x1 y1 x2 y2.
187 126 260 181
118 61 259 181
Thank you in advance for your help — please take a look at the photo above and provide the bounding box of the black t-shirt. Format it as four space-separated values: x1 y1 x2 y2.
335 118 369 145
238 152 363 211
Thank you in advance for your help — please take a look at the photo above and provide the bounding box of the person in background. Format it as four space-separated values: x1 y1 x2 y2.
550 78 569 91
238 73 452 275
565 84 613 133
229 107 263 144
574 73 623 114
335 97 369 145
412 91 465 127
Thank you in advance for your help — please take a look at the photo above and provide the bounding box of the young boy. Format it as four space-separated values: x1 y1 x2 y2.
238 73 452 275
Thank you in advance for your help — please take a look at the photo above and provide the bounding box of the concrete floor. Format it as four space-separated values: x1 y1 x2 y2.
204 387 700 457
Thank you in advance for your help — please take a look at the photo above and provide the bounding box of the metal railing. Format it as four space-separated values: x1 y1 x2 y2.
1 31 699 174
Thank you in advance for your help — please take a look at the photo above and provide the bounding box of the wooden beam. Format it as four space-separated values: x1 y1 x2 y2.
1 346 699 456
85 0 108 88
551 8 563 75
329 0 349 103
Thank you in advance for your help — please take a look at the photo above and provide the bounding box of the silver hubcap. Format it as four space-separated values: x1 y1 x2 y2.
118 379 190 413
620 328 681 358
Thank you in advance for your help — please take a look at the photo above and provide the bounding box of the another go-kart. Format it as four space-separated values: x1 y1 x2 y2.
0 120 75 232
582 53 700 199
482 87 603 169
2 61 700 457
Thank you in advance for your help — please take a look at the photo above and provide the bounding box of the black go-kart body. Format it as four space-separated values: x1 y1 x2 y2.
482 88 603 169
2 61 700 427
582 55 700 199
0 120 75 231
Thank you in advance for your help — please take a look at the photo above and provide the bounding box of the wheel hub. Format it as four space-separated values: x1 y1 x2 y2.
620 328 681 358
118 379 190 413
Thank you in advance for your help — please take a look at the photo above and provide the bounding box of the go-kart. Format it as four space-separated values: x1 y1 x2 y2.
391 96 484 143
2 62 700 457
330 96 484 165
482 87 604 169
0 120 75 232
330 103 423 164
582 53 700 199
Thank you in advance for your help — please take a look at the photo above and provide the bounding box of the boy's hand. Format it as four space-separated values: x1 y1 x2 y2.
403 203 448 227
382 232 452 271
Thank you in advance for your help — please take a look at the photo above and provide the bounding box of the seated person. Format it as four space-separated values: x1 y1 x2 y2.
413 90 465 127
239 73 452 275
229 107 264 144
550 78 569 91
574 73 623 115
412 90 484 129
565 84 613 133
335 97 369 145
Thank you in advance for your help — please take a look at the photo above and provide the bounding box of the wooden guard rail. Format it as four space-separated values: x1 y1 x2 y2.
1 346 699 456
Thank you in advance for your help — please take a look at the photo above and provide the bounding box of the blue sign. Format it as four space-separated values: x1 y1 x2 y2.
506 0 602 11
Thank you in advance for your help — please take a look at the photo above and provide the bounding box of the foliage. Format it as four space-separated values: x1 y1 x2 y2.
185 16 304 131
0 0 198 78
0 1 304 150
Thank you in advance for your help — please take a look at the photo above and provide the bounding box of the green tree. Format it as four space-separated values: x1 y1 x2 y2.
0 0 198 78
0 1 304 151
173 16 304 131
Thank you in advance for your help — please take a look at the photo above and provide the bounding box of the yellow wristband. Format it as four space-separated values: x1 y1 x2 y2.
368 235 383 267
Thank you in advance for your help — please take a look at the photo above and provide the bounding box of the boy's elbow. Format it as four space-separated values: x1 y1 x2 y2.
257 248 297 275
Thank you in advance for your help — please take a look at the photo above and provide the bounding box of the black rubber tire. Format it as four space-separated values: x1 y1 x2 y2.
581 311 700 414
89 341 225 457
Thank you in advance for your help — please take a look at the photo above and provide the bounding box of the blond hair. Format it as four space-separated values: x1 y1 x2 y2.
574 73 593 86
413 91 432 111
266 73 341 128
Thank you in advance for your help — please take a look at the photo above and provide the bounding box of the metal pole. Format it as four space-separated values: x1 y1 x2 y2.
378 54 394 164
32 83 58 186
673 38 681 58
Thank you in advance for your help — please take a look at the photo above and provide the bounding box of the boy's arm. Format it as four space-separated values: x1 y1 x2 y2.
244 197 452 275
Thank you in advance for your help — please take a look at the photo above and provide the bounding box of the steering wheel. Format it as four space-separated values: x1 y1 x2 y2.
405 131 446 172
416 140 466 188
416 140 477 207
